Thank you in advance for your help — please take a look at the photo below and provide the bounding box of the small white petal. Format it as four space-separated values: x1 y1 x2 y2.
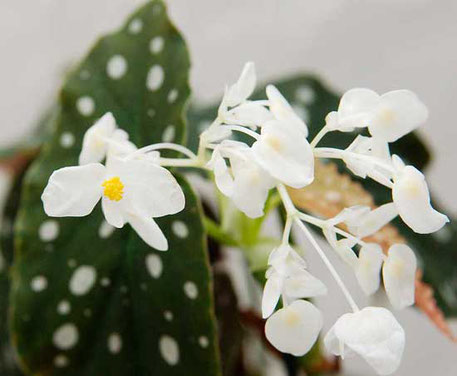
369 90 428 142
101 198 126 228
265 300 322 356
323 229 358 268
348 203 398 238
252 121 314 188
383 244 417 309
79 112 117 165
392 165 449 233
225 102 273 127
324 307 405 375
262 273 282 319
128 214 168 251
337 88 380 130
266 85 308 137
207 147 234 197
327 205 370 227
355 243 384 295
283 270 327 299
42 164 104 217
225 62 256 107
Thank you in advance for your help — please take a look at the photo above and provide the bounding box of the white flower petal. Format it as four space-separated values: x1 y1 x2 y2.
127 214 168 251
225 102 273 128
392 165 449 233
252 121 314 188
355 243 384 295
101 198 126 228
337 88 379 130
108 158 185 218
42 164 104 217
266 85 308 137
225 62 256 107
324 307 405 375
283 270 327 299
202 123 232 144
230 158 274 218
265 300 323 356
207 147 234 197
369 90 428 142
323 229 358 268
383 244 417 309
327 205 370 227
262 273 282 319
79 112 117 165
348 203 398 238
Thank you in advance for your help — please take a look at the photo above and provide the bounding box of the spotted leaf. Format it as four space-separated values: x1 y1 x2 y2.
11 1 220 375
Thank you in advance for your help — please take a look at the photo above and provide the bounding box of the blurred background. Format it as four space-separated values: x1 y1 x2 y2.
1 0 456 375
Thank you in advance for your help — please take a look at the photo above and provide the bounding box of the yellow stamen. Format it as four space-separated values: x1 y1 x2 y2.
102 176 124 201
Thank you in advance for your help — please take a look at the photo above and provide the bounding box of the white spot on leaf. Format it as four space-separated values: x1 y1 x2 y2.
295 85 315 104
57 300 71 315
69 265 97 296
150 36 164 54
146 254 162 279
159 335 179 366
79 70 90 80
60 132 75 148
146 65 164 91
101 277 111 287
68 259 77 268
54 354 69 368
183 281 198 299
53 323 78 350
147 108 156 118
76 96 95 116
31 275 47 292
164 310 173 321
162 125 175 142
98 220 115 239
167 89 178 103
39 220 59 242
198 336 209 348
172 220 189 239
107 55 128 80
108 333 123 354
128 18 143 34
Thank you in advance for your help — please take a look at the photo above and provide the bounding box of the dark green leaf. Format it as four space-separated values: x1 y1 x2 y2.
11 1 221 375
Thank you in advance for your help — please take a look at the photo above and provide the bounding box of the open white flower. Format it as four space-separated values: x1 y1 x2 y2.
354 243 384 295
328 88 428 143
324 307 405 375
392 155 449 233
266 85 308 137
252 120 314 188
208 141 275 218
41 156 185 250
265 300 323 356
382 244 417 309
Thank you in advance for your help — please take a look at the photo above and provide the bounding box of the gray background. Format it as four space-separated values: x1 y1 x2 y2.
0 0 456 375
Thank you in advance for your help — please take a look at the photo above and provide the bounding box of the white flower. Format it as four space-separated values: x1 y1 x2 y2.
328 88 428 143
41 156 185 250
207 141 275 218
382 244 417 309
342 136 393 187
392 155 449 233
224 102 273 128
252 120 314 188
266 85 308 137
354 243 384 295
262 245 326 318
79 112 118 165
324 307 405 375
346 203 398 238
265 300 323 356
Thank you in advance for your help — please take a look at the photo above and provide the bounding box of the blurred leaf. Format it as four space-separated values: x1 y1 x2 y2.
11 1 221 375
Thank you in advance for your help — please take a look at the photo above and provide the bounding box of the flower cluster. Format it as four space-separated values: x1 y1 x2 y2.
41 62 449 375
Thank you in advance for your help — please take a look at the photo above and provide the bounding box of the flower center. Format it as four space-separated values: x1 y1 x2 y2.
102 176 124 201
